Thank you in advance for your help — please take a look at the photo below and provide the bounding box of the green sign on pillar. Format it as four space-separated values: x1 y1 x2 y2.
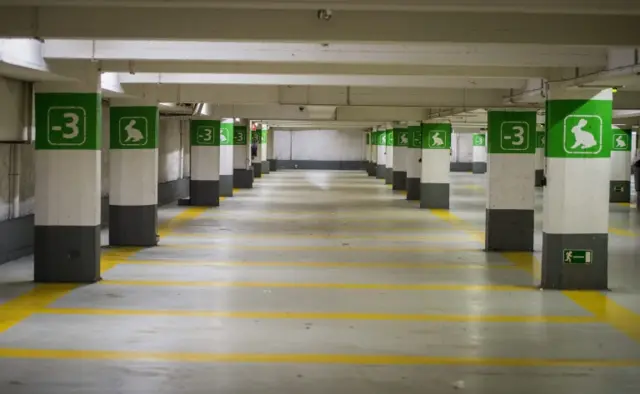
487 111 536 154
252 129 261 144
190 119 221 146
234 125 248 145
408 125 422 149
546 99 612 158
612 128 631 152
220 121 234 146
386 129 393 146
563 249 592 264
366 133 370 145
394 128 409 147
379 130 387 146
35 93 102 150
421 123 452 149
536 130 546 149
261 127 268 145
472 133 486 147
109 106 158 149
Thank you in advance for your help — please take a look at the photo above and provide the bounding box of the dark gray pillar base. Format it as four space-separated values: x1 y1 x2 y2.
34 225 100 283
233 168 253 189
367 162 376 177
420 183 450 209
189 180 219 206
262 161 270 174
269 159 277 171
472 162 487 174
609 180 631 203
109 205 158 247
535 169 544 187
485 209 534 251
219 175 234 197
376 164 385 179
541 233 608 290
406 177 420 201
385 167 393 185
253 162 262 178
392 171 407 190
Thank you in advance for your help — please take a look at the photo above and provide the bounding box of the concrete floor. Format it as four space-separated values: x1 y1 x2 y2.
0 170 639 393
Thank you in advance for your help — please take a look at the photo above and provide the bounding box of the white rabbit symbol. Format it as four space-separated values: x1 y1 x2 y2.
432 132 444 146
124 120 144 142
570 119 597 149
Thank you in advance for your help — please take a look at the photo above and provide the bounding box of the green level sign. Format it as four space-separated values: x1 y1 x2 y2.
487 111 536 154
611 128 631 152
394 128 409 147
472 134 485 147
536 130 546 149
220 121 234 146
563 249 592 264
234 125 248 145
110 106 158 150
386 129 393 146
408 125 422 149
190 119 220 147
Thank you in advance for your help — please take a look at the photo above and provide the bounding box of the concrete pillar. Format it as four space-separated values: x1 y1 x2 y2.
364 131 371 174
406 121 422 200
485 110 536 251
233 119 253 188
471 133 487 173
189 117 220 206
392 124 409 190
535 126 545 186
420 121 452 209
219 119 234 197
369 130 378 177
376 126 386 179
541 88 612 289
34 65 101 282
261 125 269 174
251 125 262 178
109 101 159 247
384 125 394 185
610 126 631 202
267 126 277 171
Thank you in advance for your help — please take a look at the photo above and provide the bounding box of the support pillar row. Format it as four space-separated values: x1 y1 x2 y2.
392 124 408 190
405 122 422 200
420 122 451 209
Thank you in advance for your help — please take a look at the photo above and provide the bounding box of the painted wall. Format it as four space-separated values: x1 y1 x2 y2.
274 129 365 161
451 132 474 163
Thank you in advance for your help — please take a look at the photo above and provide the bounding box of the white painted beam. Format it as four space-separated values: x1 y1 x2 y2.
2 8 637 46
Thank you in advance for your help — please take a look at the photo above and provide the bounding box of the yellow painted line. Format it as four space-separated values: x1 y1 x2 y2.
564 291 640 344
501 252 540 279
36 307 602 324
118 260 517 270
160 244 480 253
609 227 636 237
158 206 212 237
100 279 527 291
0 284 76 334
0 348 637 367
167 232 473 241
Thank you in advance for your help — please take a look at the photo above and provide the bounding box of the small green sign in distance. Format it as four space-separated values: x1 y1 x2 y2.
408 125 422 149
394 128 409 147
611 128 631 152
421 123 452 150
378 131 387 146
472 134 486 147
563 249 592 264
234 125 248 145
220 121 234 146
386 129 393 146
536 130 546 149
190 119 221 147
110 106 158 149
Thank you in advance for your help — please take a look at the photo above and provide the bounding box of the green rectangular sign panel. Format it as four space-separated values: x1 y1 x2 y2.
252 129 261 144
408 125 422 149
190 119 220 147
393 128 409 147
487 111 536 154
261 128 268 145
109 106 158 150
386 129 393 146
546 99 612 158
536 130 546 149
220 121 234 146
472 133 486 147
35 93 101 150
421 123 452 150
378 131 387 146
612 128 631 152
563 249 592 264
233 125 248 145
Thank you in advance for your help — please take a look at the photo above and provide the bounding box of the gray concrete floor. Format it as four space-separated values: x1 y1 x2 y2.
0 170 639 393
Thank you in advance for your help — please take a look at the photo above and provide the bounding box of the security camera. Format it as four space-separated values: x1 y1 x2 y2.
317 9 332 21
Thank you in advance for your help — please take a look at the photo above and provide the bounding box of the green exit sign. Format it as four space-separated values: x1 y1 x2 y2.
563 249 592 264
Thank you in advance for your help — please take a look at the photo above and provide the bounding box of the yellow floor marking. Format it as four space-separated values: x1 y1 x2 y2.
37 307 601 324
160 244 479 253
0 348 637 367
101 279 527 291
117 260 517 270
158 206 211 237
501 252 541 281
563 291 640 343
167 232 473 241
609 227 636 237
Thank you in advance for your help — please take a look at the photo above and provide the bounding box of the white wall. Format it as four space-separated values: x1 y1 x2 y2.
158 118 189 183
274 129 364 161
451 132 473 163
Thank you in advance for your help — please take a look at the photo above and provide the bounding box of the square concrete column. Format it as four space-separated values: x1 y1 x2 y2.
384 125 394 185
392 124 409 190
34 65 101 283
219 119 234 197
541 88 612 290
267 125 277 171
189 118 220 206
472 133 487 173
485 110 536 251
420 121 452 209
364 131 371 174
261 125 270 174
109 102 159 247
251 125 262 178
233 119 253 188
406 122 422 200
368 130 378 177
610 126 631 202
535 127 545 186
376 126 387 179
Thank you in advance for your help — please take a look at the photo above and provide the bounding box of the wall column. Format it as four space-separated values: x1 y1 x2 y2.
219 118 234 197
541 88 612 289
109 101 159 246
610 126 631 202
261 125 270 174
392 124 409 190
535 126 545 186
267 126 277 171
420 121 452 209
364 131 371 175
406 122 422 200
472 133 487 173
385 125 394 185
376 126 386 179
251 124 262 178
485 110 536 251
233 119 253 188
369 130 378 177
189 117 220 206
34 65 101 282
